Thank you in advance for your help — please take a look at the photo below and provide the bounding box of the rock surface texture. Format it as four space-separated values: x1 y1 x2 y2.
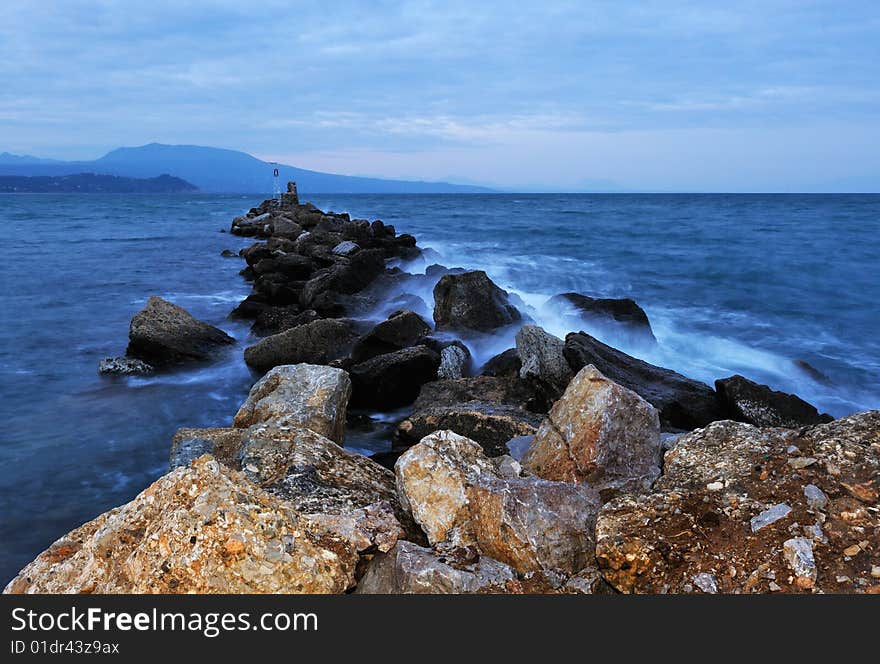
715 374 833 427
433 271 521 332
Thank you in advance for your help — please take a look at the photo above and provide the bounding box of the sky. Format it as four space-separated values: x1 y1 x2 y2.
1 1 878 191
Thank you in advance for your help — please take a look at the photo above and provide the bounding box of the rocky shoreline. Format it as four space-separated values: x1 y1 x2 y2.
7 185 878 594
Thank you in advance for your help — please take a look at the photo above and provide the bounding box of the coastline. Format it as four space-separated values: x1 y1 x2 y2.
4 186 878 594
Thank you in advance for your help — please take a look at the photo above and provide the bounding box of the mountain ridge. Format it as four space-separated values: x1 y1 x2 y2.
0 143 493 194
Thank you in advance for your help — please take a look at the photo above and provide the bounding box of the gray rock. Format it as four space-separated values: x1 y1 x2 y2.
783 537 817 584
232 364 352 444
169 427 244 470
505 435 534 461
243 318 360 373
715 374 833 427
332 240 360 256
750 503 792 532
803 484 828 510
355 541 517 594
433 270 521 332
438 342 471 380
126 296 235 366
516 324 573 402
98 357 154 375
693 572 718 594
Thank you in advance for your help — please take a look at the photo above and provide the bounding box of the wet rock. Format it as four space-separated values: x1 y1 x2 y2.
350 310 431 363
98 357 154 375
438 341 471 379
594 412 880 593
126 296 235 366
251 307 320 337
243 318 360 373
355 540 518 594
563 331 725 429
170 427 243 470
523 364 661 495
547 292 655 343
433 270 521 332
332 240 360 256
350 345 440 409
3 456 359 594
394 377 544 456
715 374 833 427
396 430 600 576
229 293 270 319
480 348 521 378
220 249 238 257
515 324 573 402
271 217 302 239
232 364 351 444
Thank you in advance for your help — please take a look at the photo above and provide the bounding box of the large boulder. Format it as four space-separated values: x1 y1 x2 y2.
394 376 543 457
433 271 521 332
251 306 320 337
350 310 431 363
564 331 725 429
548 292 655 343
396 431 600 577
170 427 243 469
126 296 234 366
480 348 521 378
243 318 360 373
715 374 833 427
3 456 359 594
350 345 440 410
594 411 880 594
522 365 661 496
516 325 573 403
232 364 351 444
355 540 517 594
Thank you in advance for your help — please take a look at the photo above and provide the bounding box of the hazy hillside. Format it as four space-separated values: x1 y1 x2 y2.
0 173 197 193
0 144 493 194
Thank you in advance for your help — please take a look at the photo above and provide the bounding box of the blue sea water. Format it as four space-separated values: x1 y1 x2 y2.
0 192 878 583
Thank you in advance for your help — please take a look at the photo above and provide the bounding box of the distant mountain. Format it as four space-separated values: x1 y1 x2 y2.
0 152 63 165
0 173 198 193
0 143 494 194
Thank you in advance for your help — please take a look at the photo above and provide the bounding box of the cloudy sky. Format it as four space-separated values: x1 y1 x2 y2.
1 1 878 191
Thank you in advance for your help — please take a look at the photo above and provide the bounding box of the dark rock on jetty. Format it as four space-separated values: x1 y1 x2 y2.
433 270 521 332
244 318 361 373
564 331 725 429
350 310 431 363
481 348 522 377
350 345 440 409
548 292 655 343
126 295 234 367
715 374 833 427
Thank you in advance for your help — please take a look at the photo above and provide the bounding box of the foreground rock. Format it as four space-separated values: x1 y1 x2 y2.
523 364 661 496
356 540 518 594
243 318 360 373
232 364 351 444
350 345 440 409
433 271 521 332
548 292 655 343
715 374 833 427
170 427 244 469
396 431 600 578
516 325 573 404
126 296 234 366
4 456 360 593
594 411 880 593
394 377 544 457
564 331 725 429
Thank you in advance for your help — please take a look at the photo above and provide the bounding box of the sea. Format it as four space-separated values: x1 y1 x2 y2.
1 192 878 583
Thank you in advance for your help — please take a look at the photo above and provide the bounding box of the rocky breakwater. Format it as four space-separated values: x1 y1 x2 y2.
14 186 876 594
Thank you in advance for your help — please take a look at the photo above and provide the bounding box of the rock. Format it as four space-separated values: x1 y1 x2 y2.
804 484 828 510
236 423 410 550
693 572 718 594
594 412 880 593
169 427 243 470
3 456 359 594
220 249 238 257
350 345 440 409
480 348 521 378
272 217 302 239
547 292 655 343
394 377 544 457
515 325 573 402
332 240 360 256
522 364 661 495
433 271 521 332
715 374 833 427
355 540 518 594
251 307 320 337
750 503 792 532
396 431 600 576
783 537 817 588
563 331 725 429
350 310 431 363
126 296 235 366
232 364 351 444
98 357 154 375
438 341 471 380
243 318 360 373
229 293 270 319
